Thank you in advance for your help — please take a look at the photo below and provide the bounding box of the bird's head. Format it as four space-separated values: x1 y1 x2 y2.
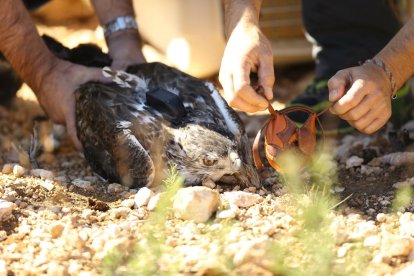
165 124 260 187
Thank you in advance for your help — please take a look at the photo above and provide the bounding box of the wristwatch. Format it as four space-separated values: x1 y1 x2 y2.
103 15 138 40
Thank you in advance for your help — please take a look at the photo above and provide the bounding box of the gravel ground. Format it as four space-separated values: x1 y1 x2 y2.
0 80 414 275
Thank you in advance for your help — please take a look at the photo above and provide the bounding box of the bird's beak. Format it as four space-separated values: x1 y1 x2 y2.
228 151 260 187
229 151 242 171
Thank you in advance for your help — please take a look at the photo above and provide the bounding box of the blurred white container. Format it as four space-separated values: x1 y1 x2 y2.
134 0 226 78
134 0 313 77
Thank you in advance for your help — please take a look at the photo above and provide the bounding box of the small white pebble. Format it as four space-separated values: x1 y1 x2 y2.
39 180 54 191
31 169 54 180
12 165 25 177
2 163 15 174
376 213 387 223
107 183 124 194
363 235 380 247
72 179 93 191
49 222 65 238
333 186 345 193
121 199 135 208
0 260 7 276
0 200 17 220
134 187 154 208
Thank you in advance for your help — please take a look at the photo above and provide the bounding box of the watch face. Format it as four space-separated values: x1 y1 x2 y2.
104 16 138 39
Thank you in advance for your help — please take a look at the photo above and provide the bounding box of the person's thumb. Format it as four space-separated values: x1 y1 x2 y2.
327 70 348 102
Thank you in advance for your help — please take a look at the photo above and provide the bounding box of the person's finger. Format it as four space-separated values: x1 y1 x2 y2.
361 117 388 134
220 72 263 112
232 63 268 109
65 108 83 151
331 79 367 115
350 102 388 132
232 61 251 92
228 95 267 113
94 68 113 83
258 57 275 101
339 94 375 121
77 66 112 84
219 67 234 97
328 70 349 102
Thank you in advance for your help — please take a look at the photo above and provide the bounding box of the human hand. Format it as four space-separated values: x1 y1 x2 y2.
35 59 107 150
219 23 275 113
107 30 146 70
328 63 393 134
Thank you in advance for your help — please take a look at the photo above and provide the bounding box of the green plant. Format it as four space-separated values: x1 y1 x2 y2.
392 185 414 212
267 145 369 276
102 165 183 276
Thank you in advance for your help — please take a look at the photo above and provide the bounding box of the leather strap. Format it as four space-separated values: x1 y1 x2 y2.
252 96 330 172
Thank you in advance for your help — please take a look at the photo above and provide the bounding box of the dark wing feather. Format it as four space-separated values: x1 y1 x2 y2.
128 63 246 138
75 82 156 188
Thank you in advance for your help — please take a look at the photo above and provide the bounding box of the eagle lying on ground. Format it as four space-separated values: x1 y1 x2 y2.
44 36 260 188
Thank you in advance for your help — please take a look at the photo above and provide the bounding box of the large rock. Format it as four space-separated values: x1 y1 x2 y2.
381 235 413 257
173 187 220 223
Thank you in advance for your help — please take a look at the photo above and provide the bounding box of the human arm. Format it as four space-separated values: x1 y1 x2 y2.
0 0 105 149
219 0 275 113
328 17 414 134
91 0 146 69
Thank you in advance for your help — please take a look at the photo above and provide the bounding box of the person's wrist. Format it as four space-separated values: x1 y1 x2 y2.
27 54 60 98
107 28 141 46
108 30 145 67
363 58 397 98
225 20 260 45
224 0 260 38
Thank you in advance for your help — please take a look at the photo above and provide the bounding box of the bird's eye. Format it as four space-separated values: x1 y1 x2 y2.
203 159 218 166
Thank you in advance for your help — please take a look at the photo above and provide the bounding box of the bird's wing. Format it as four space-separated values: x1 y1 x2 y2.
75 82 156 188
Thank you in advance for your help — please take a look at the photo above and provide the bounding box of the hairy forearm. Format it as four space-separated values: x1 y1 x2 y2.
0 0 57 95
223 0 261 39
376 16 414 90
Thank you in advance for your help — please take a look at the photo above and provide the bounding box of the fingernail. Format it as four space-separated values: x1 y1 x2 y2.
265 89 274 100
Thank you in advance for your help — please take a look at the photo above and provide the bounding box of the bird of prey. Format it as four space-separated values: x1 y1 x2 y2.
43 35 259 189
75 63 259 188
